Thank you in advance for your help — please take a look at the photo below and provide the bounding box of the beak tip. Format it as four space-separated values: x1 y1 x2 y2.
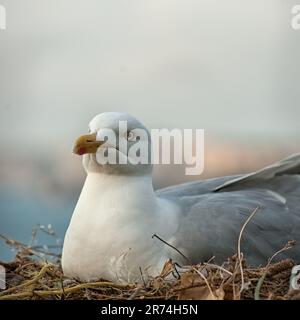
73 133 100 156
74 147 86 156
72 147 84 156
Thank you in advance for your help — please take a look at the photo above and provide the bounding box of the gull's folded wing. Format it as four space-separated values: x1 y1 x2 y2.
213 153 300 192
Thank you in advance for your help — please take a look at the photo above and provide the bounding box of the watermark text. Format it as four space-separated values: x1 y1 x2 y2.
291 5 300 30
76 121 205 176
0 4 6 30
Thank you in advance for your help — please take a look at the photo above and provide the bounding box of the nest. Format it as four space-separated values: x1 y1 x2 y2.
0 242 299 300
1 209 300 301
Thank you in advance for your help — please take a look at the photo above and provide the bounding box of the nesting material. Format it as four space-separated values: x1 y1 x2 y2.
0 245 299 300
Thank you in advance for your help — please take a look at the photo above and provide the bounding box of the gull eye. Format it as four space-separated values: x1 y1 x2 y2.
127 131 135 142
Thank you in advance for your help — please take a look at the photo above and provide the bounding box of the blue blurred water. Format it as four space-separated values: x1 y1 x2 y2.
0 187 76 261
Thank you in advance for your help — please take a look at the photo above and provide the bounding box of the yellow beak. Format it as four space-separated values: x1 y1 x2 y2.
73 133 103 155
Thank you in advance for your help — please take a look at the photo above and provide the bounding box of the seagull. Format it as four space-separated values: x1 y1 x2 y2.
62 112 300 283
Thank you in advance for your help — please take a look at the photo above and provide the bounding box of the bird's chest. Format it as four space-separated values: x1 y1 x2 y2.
62 175 179 281
64 197 165 276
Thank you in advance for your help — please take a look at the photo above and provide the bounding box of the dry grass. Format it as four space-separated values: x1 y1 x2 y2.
0 243 299 300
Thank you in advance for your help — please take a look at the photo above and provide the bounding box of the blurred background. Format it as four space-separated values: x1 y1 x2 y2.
0 0 299 260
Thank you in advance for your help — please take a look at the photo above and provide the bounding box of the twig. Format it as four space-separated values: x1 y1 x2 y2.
0 233 61 259
128 285 143 300
237 206 260 295
139 267 146 288
192 267 216 299
203 263 233 276
172 262 181 279
60 277 66 300
0 281 134 300
152 233 191 264
0 263 50 297
254 241 295 300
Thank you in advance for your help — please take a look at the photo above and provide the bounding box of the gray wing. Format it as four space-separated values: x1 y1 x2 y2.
156 154 300 266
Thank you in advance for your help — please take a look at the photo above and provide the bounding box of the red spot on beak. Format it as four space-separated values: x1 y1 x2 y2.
77 147 86 155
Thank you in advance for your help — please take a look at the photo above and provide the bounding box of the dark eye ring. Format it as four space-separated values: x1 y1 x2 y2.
127 131 135 141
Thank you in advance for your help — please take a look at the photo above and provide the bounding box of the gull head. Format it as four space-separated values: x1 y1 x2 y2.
73 112 153 176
